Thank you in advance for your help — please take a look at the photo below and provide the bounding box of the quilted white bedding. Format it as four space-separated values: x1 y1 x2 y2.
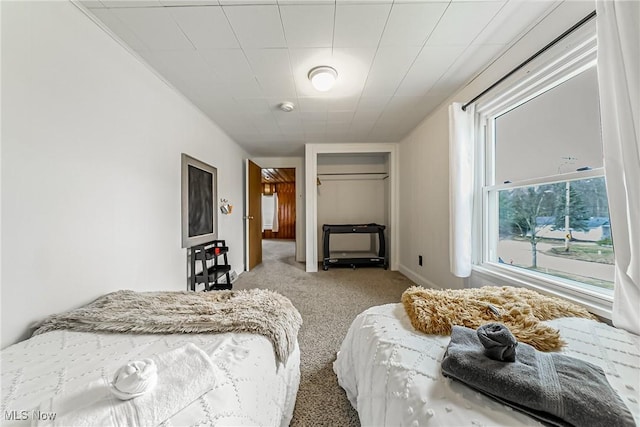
1 330 300 427
334 303 640 427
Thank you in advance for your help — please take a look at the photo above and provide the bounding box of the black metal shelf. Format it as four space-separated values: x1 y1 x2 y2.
189 240 232 291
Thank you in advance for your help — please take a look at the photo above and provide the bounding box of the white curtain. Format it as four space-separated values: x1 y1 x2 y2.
449 102 476 277
272 192 279 233
597 0 640 335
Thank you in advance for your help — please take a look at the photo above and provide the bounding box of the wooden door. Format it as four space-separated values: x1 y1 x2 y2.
245 159 262 270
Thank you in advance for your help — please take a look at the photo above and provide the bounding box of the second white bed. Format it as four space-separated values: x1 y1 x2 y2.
334 303 640 427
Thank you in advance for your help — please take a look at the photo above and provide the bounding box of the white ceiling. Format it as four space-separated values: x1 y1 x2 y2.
79 0 557 156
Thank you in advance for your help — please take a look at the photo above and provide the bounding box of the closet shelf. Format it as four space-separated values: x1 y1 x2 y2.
316 172 388 181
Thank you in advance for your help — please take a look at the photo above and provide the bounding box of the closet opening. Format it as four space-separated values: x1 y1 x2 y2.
305 143 398 273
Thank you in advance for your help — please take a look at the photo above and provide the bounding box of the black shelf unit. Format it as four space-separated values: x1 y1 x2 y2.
322 223 387 270
189 240 232 291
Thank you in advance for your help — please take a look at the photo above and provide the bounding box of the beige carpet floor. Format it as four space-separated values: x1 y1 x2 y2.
233 239 416 426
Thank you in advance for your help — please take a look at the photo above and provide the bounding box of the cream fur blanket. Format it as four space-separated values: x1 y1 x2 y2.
32 289 302 363
402 286 595 351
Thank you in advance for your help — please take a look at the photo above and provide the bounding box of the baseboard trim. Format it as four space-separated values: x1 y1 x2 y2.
397 264 442 289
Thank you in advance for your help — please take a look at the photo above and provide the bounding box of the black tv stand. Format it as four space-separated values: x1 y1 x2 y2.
322 223 387 270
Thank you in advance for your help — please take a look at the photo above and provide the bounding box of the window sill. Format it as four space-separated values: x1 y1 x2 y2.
471 263 613 320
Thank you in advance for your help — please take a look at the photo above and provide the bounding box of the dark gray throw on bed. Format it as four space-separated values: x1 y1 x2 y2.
441 325 635 427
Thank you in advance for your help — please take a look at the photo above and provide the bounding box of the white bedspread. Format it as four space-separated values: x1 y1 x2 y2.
1 330 300 427
334 303 640 427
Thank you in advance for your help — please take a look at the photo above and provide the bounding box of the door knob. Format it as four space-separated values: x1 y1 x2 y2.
244 216 255 220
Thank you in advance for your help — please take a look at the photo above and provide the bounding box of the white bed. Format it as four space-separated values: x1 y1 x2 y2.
334 303 640 427
1 331 300 427
1 330 300 427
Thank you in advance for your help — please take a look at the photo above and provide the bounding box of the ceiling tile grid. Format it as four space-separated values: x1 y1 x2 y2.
79 0 559 155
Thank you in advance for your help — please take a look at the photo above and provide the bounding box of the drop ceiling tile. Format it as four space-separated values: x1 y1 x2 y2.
245 49 293 79
280 5 334 48
474 0 556 45
277 118 303 131
89 8 149 51
79 1 106 8
328 111 355 122
223 5 286 48
361 45 421 97
288 48 332 72
220 76 264 97
353 110 382 123
256 75 297 98
110 7 194 50
101 0 162 7
395 44 466 96
161 0 219 5
334 3 392 47
138 50 213 87
297 97 330 113
357 96 391 111
379 2 448 46
278 0 334 4
300 111 328 122
234 98 271 113
330 97 360 111
220 0 276 4
199 49 254 80
330 47 377 95
426 1 505 46
435 43 504 94
169 6 238 49
336 0 392 3
384 96 422 115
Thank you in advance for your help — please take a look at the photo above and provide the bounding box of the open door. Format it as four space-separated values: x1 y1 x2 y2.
245 159 262 270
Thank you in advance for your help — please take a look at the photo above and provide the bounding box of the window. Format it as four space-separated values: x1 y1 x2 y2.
262 194 275 230
475 18 614 306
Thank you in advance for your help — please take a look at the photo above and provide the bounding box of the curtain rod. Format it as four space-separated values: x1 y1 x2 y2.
461 10 596 111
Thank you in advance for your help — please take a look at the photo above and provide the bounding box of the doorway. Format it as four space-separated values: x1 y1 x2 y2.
246 163 299 271
261 168 296 259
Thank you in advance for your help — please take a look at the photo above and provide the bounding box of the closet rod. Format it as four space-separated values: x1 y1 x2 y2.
461 10 596 111
317 172 388 176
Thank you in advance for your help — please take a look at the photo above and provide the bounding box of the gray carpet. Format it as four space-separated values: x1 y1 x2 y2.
233 239 416 426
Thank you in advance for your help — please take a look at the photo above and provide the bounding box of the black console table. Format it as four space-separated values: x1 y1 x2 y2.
189 240 232 291
322 223 387 270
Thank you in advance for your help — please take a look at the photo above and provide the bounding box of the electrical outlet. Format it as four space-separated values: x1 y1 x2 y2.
418 255 423 266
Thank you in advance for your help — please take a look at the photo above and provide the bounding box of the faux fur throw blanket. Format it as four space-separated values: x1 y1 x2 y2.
402 286 595 351
32 289 302 363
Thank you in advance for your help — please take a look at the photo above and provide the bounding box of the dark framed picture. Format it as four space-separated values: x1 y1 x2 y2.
181 153 217 248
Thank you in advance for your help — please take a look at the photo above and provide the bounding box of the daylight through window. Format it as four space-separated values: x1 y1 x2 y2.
476 18 614 299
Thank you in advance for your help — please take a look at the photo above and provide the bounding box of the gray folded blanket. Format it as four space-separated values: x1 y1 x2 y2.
477 322 517 362
442 325 635 427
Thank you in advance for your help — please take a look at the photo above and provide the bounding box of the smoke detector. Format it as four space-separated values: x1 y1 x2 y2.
279 102 295 112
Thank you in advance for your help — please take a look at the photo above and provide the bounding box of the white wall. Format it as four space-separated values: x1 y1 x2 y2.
397 1 596 289
1 1 247 348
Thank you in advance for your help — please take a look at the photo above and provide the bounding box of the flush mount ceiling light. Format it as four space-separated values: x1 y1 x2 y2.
308 66 337 92
279 101 295 112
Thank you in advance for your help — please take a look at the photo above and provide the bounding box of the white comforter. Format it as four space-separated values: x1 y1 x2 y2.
334 303 640 427
1 330 300 427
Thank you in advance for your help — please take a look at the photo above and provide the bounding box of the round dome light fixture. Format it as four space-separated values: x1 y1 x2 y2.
279 101 295 112
308 66 337 92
